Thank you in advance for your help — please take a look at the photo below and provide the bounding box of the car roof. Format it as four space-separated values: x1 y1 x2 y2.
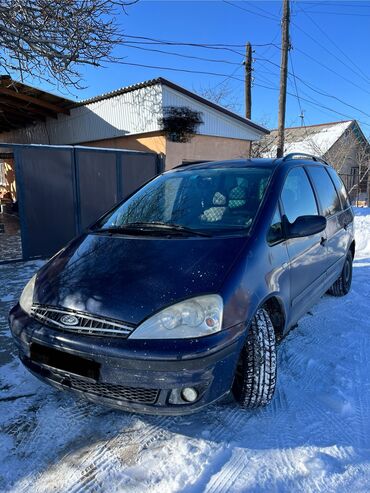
172 155 330 173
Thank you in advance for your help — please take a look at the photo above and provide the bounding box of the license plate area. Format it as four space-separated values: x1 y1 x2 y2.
30 343 100 381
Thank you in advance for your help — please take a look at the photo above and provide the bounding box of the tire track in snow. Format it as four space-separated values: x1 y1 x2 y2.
205 449 247 493
66 416 172 493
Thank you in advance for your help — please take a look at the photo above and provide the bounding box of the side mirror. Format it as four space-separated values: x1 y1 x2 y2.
284 215 326 239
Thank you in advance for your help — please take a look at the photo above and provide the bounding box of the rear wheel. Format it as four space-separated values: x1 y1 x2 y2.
328 250 353 297
232 308 277 409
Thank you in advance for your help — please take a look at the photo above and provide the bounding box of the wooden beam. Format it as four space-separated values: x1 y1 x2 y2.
0 105 46 123
0 87 70 115
0 124 14 132
0 97 57 119
0 112 43 126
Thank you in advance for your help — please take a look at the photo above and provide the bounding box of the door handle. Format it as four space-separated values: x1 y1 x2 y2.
320 237 327 246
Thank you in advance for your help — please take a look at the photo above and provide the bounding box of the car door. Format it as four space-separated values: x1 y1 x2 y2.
280 166 328 325
305 165 349 284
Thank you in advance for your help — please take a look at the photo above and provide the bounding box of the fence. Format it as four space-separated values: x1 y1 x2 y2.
339 172 367 206
7 144 163 260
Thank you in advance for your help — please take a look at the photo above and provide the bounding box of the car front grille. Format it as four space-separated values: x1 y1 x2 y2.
30 305 135 338
68 375 159 404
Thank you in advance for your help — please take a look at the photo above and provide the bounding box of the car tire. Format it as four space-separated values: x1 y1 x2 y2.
232 308 277 409
328 250 353 297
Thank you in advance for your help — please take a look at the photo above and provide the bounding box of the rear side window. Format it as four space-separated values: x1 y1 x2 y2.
281 167 318 223
326 167 351 209
306 166 342 216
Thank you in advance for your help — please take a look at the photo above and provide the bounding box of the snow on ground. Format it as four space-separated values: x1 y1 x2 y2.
0 210 369 493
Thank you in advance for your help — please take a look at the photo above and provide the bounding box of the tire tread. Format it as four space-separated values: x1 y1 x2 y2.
233 308 277 409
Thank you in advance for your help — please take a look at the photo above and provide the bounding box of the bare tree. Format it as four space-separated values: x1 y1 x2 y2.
0 0 137 89
324 130 370 199
196 82 241 113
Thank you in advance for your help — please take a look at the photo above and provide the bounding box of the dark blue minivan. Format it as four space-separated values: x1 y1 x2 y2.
9 154 354 415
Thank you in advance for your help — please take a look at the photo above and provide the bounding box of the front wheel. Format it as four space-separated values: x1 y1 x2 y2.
232 308 277 409
328 250 353 297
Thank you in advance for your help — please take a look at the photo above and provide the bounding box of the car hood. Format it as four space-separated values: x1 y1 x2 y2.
34 233 247 325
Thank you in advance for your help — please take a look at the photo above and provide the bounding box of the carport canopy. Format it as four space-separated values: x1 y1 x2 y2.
0 75 72 133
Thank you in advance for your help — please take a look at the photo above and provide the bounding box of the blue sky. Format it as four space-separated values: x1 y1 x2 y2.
26 1 370 133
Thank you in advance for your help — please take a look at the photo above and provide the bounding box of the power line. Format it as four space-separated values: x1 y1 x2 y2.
219 0 370 97
291 19 370 94
122 44 242 65
255 55 370 119
222 0 280 22
294 47 370 97
296 6 370 86
115 60 247 80
211 65 244 89
289 52 304 120
302 1 370 8
300 10 370 17
122 34 279 49
253 80 370 128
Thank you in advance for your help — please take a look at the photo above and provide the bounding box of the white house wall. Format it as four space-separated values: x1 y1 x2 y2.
162 86 264 141
0 81 265 145
47 83 164 144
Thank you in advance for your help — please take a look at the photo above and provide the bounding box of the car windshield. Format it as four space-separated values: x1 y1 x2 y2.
93 167 272 236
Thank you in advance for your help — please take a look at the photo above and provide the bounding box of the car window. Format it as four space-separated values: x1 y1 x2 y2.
306 166 342 216
95 167 272 236
267 206 284 244
326 167 351 209
281 167 318 224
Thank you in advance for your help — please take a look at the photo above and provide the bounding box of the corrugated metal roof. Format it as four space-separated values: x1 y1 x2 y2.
77 77 269 135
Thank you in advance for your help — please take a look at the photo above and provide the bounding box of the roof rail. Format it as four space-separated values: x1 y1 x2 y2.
282 152 329 165
173 160 211 169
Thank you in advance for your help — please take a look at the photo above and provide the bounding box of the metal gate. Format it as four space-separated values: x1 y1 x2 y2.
10 144 163 260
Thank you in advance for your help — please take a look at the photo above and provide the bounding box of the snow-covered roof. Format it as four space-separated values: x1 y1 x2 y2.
259 120 355 158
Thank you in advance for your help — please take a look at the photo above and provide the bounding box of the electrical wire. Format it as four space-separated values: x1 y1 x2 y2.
223 0 280 22
291 20 370 94
121 43 242 65
114 60 246 80
296 6 370 86
255 56 370 119
122 34 280 49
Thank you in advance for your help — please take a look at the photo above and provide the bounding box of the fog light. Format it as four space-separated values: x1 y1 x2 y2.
181 387 198 403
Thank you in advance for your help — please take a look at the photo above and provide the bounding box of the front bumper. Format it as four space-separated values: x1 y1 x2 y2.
9 304 245 415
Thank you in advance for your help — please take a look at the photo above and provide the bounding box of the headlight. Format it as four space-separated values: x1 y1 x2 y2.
129 295 223 339
19 274 36 314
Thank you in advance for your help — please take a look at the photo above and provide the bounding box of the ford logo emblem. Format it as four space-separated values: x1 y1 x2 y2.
60 314 79 326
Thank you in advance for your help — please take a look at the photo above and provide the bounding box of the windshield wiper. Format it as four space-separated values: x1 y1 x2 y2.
126 222 212 237
89 226 146 235
89 223 211 237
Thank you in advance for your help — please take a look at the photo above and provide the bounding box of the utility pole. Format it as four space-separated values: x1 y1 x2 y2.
245 42 252 120
276 0 290 158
